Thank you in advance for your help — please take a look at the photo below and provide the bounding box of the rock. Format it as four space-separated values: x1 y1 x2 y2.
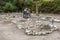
46 31 52 34
17 25 22 29
38 32 42 35
54 19 60 23
40 16 52 21
53 25 58 30
11 20 17 23
41 32 46 35
25 29 32 35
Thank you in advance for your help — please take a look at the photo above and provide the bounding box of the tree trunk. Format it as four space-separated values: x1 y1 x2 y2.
36 2 38 14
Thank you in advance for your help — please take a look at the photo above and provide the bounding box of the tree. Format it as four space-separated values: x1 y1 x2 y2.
32 0 43 15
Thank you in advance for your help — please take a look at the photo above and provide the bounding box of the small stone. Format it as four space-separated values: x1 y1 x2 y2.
54 25 58 30
38 32 42 35
35 32 38 35
25 29 32 35
42 32 46 35
11 20 17 23
47 31 52 34
17 25 22 29
54 19 60 22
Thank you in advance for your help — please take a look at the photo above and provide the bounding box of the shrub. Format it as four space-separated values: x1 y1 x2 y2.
3 2 17 12
53 0 60 13
39 1 57 13
0 6 3 12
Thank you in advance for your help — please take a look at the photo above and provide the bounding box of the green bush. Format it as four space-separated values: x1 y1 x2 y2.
50 0 60 13
0 6 3 12
39 1 57 13
3 2 17 12
0 0 60 13
38 0 60 13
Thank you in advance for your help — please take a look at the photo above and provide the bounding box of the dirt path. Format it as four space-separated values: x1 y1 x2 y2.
0 13 60 40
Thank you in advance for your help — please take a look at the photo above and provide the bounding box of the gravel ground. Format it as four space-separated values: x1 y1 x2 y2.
0 13 60 40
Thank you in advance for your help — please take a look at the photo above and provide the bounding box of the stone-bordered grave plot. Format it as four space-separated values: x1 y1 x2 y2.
0 13 60 36
17 16 60 36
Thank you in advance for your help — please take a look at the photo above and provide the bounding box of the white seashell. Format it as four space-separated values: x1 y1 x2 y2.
11 20 17 23
42 32 46 35
35 32 38 35
25 29 31 33
54 25 58 30
27 32 32 35
17 25 22 29
54 19 60 22
41 17 46 20
48 31 52 33
38 32 42 35
49 24 54 28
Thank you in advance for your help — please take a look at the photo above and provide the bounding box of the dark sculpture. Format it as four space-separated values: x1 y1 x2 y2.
23 8 31 19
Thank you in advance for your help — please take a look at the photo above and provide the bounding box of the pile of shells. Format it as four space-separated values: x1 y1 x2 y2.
25 23 58 36
17 16 59 36
24 17 59 36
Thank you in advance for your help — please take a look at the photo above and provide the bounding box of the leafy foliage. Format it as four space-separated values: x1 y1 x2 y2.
3 2 17 12
0 0 60 13
40 1 57 13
